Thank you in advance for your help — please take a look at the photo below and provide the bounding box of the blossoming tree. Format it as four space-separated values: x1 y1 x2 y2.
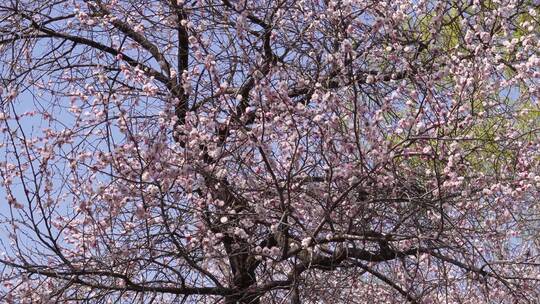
1 0 540 303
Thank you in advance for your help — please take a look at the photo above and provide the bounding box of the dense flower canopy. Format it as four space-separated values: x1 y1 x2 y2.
1 0 540 303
